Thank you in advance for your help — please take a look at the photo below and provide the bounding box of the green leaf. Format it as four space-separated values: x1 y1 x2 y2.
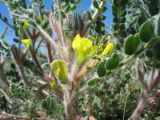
93 0 99 9
70 4 76 10
113 0 121 6
112 5 118 16
65 5 71 12
124 34 140 55
50 60 68 83
120 0 128 6
69 0 75 3
113 17 119 23
87 78 98 86
9 2 17 9
38 15 43 24
139 20 154 42
69 0 80 4
61 11 66 18
97 61 106 77
145 49 153 58
113 23 118 30
72 34 97 64
138 7 148 25
42 20 49 29
106 53 120 70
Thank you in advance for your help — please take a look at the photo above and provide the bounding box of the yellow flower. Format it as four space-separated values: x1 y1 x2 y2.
98 42 114 58
23 21 29 30
50 60 68 83
72 34 97 64
21 39 31 48
50 80 58 90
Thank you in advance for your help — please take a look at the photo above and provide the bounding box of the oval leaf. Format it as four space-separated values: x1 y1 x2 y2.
93 0 99 9
106 53 120 70
124 34 140 55
139 20 154 42
97 61 106 77
87 78 98 86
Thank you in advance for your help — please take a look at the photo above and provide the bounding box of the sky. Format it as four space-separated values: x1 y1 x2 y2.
0 0 113 44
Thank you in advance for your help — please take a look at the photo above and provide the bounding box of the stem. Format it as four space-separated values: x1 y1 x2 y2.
116 37 158 74
0 15 14 30
35 39 43 54
18 64 29 85
128 93 148 120
64 93 74 120
122 87 130 120
49 14 63 46
36 24 65 60
46 41 53 63
76 59 99 81
0 61 9 87
82 0 105 36
129 67 160 119
92 1 105 21
56 0 65 46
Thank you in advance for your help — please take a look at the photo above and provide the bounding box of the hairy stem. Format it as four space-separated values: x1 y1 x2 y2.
36 24 65 60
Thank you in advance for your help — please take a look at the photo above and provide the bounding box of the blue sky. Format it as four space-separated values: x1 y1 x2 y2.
0 0 112 44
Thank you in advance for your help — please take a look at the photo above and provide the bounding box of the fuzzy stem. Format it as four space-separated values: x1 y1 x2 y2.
64 93 74 120
17 64 29 85
129 68 160 120
128 93 148 120
36 24 65 60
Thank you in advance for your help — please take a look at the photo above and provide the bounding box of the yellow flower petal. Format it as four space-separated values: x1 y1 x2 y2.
98 42 114 58
21 39 31 48
72 34 97 64
50 60 68 83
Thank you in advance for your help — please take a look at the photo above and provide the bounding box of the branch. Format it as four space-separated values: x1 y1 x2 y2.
46 41 53 63
0 16 14 30
0 60 9 87
82 0 105 36
55 0 65 45
75 59 98 81
49 13 63 46
92 1 105 22
128 69 160 120
11 46 29 85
